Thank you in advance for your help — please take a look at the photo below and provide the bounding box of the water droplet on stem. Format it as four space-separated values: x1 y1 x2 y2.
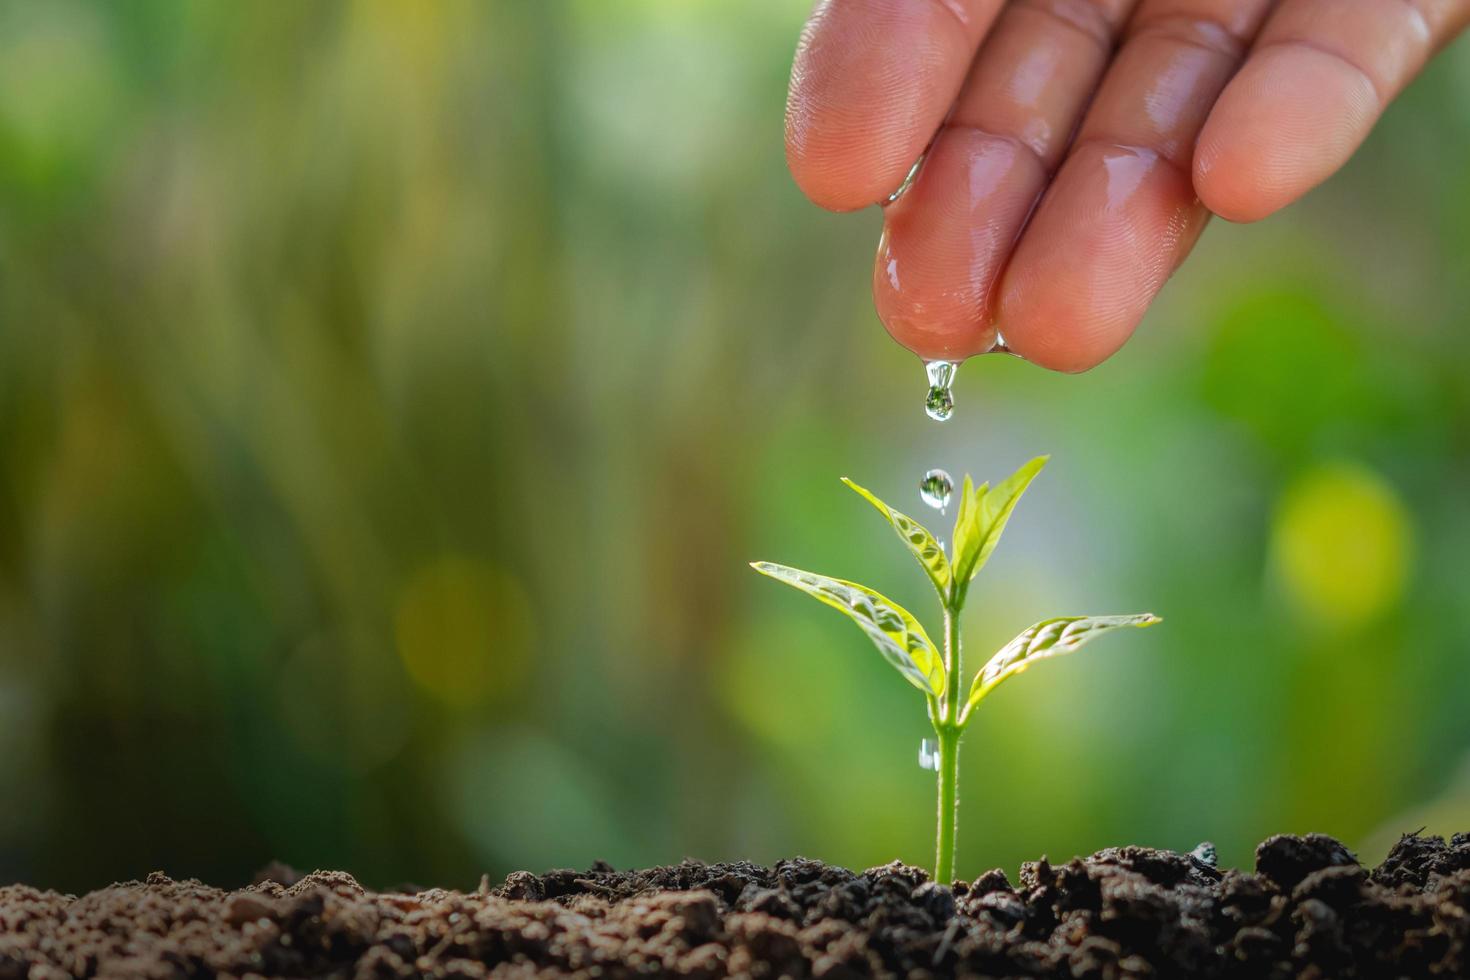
919 738 940 772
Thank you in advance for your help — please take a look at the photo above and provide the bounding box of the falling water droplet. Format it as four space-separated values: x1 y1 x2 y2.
919 469 953 512
924 360 957 422
918 738 940 772
925 387 953 422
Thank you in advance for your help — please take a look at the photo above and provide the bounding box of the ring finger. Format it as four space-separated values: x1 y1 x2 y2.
996 0 1278 371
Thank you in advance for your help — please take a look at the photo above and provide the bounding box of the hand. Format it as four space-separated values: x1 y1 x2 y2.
785 0 1469 371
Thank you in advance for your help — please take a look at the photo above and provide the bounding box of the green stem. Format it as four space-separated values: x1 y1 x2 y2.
943 600 962 723
933 723 960 884
933 602 963 884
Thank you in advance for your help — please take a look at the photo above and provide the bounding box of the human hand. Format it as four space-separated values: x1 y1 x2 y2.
786 0 1469 371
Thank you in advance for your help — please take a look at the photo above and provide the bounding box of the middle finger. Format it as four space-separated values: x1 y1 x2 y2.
874 0 1142 361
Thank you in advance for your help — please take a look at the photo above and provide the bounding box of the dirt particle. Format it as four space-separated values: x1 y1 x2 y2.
1254 833 1358 890
224 893 279 927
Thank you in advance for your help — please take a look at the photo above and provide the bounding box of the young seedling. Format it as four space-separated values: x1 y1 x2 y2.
751 456 1159 884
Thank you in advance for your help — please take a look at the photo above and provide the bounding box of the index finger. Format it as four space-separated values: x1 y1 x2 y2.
786 0 1004 211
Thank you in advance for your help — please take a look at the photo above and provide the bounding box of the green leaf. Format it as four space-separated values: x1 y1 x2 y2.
750 561 945 697
841 477 951 598
949 475 982 591
950 456 1048 597
962 613 1160 719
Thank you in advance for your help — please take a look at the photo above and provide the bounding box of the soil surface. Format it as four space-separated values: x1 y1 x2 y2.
2 832 1467 978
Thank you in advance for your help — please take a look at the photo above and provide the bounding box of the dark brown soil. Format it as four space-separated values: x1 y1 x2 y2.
3 832 1468 978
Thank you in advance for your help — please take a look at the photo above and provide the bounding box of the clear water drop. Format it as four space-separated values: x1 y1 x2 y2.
924 360 957 422
925 387 954 422
918 738 940 772
919 469 953 512
1188 841 1218 868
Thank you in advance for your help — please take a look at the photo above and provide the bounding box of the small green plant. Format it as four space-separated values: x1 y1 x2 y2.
751 456 1158 884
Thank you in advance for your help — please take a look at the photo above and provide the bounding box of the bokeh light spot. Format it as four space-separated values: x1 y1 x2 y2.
393 556 533 706
1271 462 1413 630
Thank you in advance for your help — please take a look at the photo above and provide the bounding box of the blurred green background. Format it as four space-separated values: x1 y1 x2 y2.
2 1 1469 894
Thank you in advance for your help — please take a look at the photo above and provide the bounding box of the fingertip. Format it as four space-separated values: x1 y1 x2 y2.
1192 137 1276 223
872 128 1040 360
1193 45 1380 223
783 126 890 213
1001 318 1118 374
783 5 897 211
784 75 894 211
1192 101 1291 224
785 0 989 213
998 145 1204 375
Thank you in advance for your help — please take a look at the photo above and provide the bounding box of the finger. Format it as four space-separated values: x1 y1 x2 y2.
786 0 1005 212
873 0 1141 360
997 0 1276 372
1195 0 1470 222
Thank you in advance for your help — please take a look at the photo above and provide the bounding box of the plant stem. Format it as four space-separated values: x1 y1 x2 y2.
943 601 962 723
933 602 963 884
933 723 960 884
